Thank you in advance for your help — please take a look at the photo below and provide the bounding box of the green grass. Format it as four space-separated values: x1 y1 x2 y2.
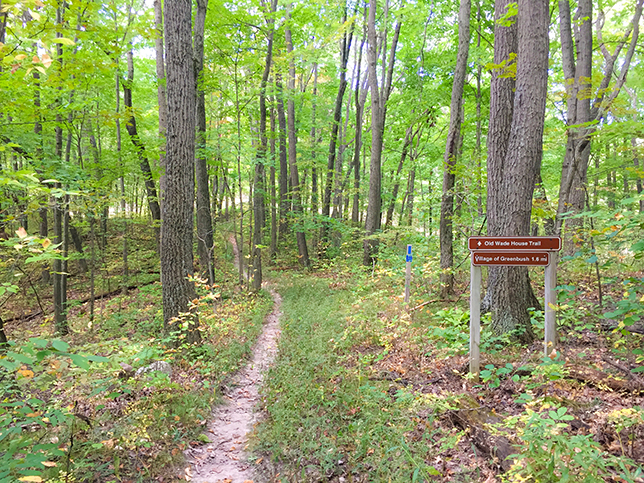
254 272 445 481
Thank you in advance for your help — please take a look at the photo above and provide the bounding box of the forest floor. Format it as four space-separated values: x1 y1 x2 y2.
1 222 644 482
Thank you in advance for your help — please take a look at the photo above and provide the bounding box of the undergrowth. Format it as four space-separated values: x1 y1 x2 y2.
0 223 274 482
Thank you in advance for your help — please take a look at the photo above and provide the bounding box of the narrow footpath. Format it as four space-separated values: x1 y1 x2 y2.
184 238 281 482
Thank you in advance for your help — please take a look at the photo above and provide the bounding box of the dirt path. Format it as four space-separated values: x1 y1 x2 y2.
184 238 281 483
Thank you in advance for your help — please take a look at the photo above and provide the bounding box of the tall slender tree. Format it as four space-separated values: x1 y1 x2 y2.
363 0 400 266
194 0 215 284
439 0 471 298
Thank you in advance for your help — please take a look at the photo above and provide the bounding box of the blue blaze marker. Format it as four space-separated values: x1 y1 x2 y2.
406 244 412 262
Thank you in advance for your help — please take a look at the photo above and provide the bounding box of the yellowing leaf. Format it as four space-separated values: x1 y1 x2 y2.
42 461 57 467
16 226 28 238
52 37 75 46
42 238 52 249
41 53 52 68
35 65 46 75
35 0 45 6
14 54 26 61
19 477 43 482
17 369 35 379
29 10 40 21
32 55 39 64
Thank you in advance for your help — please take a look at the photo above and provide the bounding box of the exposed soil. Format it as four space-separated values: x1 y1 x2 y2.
184 238 281 483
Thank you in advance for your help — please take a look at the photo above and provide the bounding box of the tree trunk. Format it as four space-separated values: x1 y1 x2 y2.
363 0 400 266
269 106 278 259
311 64 319 222
123 50 162 240
285 5 310 268
556 0 643 239
352 19 368 225
486 0 549 342
161 0 200 344
154 0 168 212
251 0 277 290
194 0 215 285
439 0 470 298
385 126 413 228
321 6 354 247
53 3 67 335
275 75 289 240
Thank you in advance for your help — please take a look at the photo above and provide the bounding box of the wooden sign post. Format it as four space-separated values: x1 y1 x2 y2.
468 237 561 380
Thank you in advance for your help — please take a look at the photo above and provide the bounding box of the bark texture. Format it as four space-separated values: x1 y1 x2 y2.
486 0 549 341
161 0 200 344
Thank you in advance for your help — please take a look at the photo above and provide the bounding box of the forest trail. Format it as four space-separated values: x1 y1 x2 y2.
184 237 281 482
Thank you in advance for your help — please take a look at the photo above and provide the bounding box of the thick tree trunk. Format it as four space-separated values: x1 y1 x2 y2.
194 0 214 285
439 0 470 298
486 0 549 342
161 0 200 344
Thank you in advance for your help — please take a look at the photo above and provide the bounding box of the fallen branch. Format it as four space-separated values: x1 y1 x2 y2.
568 364 644 393
448 406 515 472
411 299 456 311
601 356 644 385
2 279 159 326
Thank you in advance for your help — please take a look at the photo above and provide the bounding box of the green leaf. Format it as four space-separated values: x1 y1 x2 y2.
51 340 69 352
68 354 89 370
585 255 598 264
30 338 48 349
632 366 644 373
630 239 644 252
7 351 33 364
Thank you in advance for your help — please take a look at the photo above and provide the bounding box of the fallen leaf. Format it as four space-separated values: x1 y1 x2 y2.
19 477 42 482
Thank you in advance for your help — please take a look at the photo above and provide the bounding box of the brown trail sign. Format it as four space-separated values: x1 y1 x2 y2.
468 236 561 251
468 237 562 381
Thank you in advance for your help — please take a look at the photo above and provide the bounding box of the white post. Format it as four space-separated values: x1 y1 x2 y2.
405 244 412 304
469 259 482 380
544 251 557 357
